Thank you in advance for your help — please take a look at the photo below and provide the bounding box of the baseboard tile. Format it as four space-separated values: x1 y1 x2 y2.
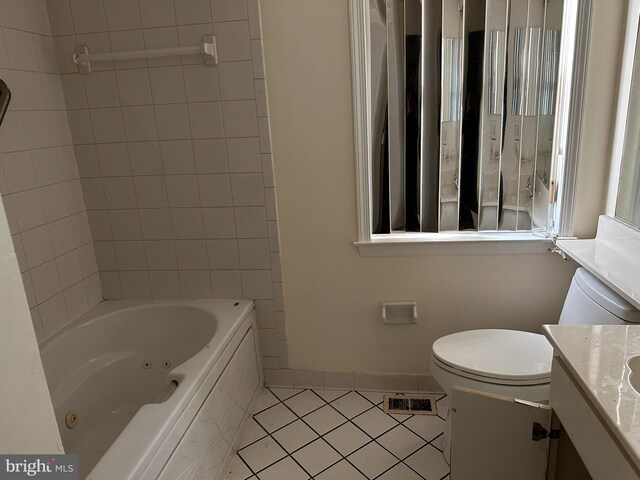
264 368 294 387
263 368 444 394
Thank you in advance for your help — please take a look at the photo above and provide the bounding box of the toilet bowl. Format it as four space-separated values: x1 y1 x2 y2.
430 267 640 463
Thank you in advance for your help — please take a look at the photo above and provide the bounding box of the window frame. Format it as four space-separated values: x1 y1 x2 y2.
553 0 640 311
606 0 640 224
349 0 590 256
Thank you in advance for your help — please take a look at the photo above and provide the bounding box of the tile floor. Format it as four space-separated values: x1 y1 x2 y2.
223 388 450 480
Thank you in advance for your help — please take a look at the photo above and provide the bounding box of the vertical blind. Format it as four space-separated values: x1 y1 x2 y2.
369 0 564 235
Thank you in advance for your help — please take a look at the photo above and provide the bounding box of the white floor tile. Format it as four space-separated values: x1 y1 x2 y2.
377 462 424 480
315 459 367 479
254 403 297 433
271 420 318 453
232 389 449 480
291 438 341 477
269 387 304 401
222 454 252 480
404 444 450 480
347 441 399 479
359 391 384 406
238 436 287 473
256 457 309 480
284 389 325 416
431 433 445 452
323 422 371 456
436 395 449 420
352 405 398 438
377 425 426 460
238 418 268 448
403 414 445 442
313 389 349 403
302 405 347 435
331 391 373 419
252 388 279 413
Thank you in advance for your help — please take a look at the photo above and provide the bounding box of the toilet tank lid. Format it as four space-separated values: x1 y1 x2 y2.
574 268 640 323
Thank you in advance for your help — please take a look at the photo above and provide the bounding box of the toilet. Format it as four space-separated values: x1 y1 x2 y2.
431 267 640 462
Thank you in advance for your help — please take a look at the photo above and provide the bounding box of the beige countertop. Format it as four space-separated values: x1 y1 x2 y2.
557 216 640 310
544 324 640 470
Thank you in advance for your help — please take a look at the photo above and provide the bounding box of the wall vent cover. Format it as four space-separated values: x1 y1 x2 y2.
383 394 439 415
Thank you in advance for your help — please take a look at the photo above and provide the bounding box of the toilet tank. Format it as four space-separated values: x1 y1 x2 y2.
559 268 640 325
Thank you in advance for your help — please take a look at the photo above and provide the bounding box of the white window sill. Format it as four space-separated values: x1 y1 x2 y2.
354 232 555 256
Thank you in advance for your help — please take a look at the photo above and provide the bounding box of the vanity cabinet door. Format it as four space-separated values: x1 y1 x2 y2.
450 386 554 480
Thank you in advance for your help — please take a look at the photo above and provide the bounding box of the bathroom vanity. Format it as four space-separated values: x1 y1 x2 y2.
448 322 640 479
544 324 640 479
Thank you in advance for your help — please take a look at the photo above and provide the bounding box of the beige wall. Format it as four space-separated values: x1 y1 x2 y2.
260 0 622 374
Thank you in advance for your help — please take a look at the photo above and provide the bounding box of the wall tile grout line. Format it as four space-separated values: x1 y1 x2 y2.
106 17 154 300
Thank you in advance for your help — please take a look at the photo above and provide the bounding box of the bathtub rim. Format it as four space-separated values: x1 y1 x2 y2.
39 299 250 352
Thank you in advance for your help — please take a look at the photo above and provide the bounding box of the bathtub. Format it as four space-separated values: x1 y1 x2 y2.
39 299 262 480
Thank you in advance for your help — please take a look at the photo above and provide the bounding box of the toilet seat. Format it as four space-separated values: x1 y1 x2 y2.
431 329 553 386
431 355 549 386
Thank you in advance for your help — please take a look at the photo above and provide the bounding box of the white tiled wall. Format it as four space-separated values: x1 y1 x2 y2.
0 0 102 342
45 0 288 370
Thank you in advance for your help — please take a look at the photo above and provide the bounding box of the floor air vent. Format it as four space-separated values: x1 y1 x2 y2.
383 394 439 415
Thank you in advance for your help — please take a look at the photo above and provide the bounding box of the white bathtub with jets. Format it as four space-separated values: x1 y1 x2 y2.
40 299 262 480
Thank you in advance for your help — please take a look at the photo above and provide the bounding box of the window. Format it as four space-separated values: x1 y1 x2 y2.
349 0 592 255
